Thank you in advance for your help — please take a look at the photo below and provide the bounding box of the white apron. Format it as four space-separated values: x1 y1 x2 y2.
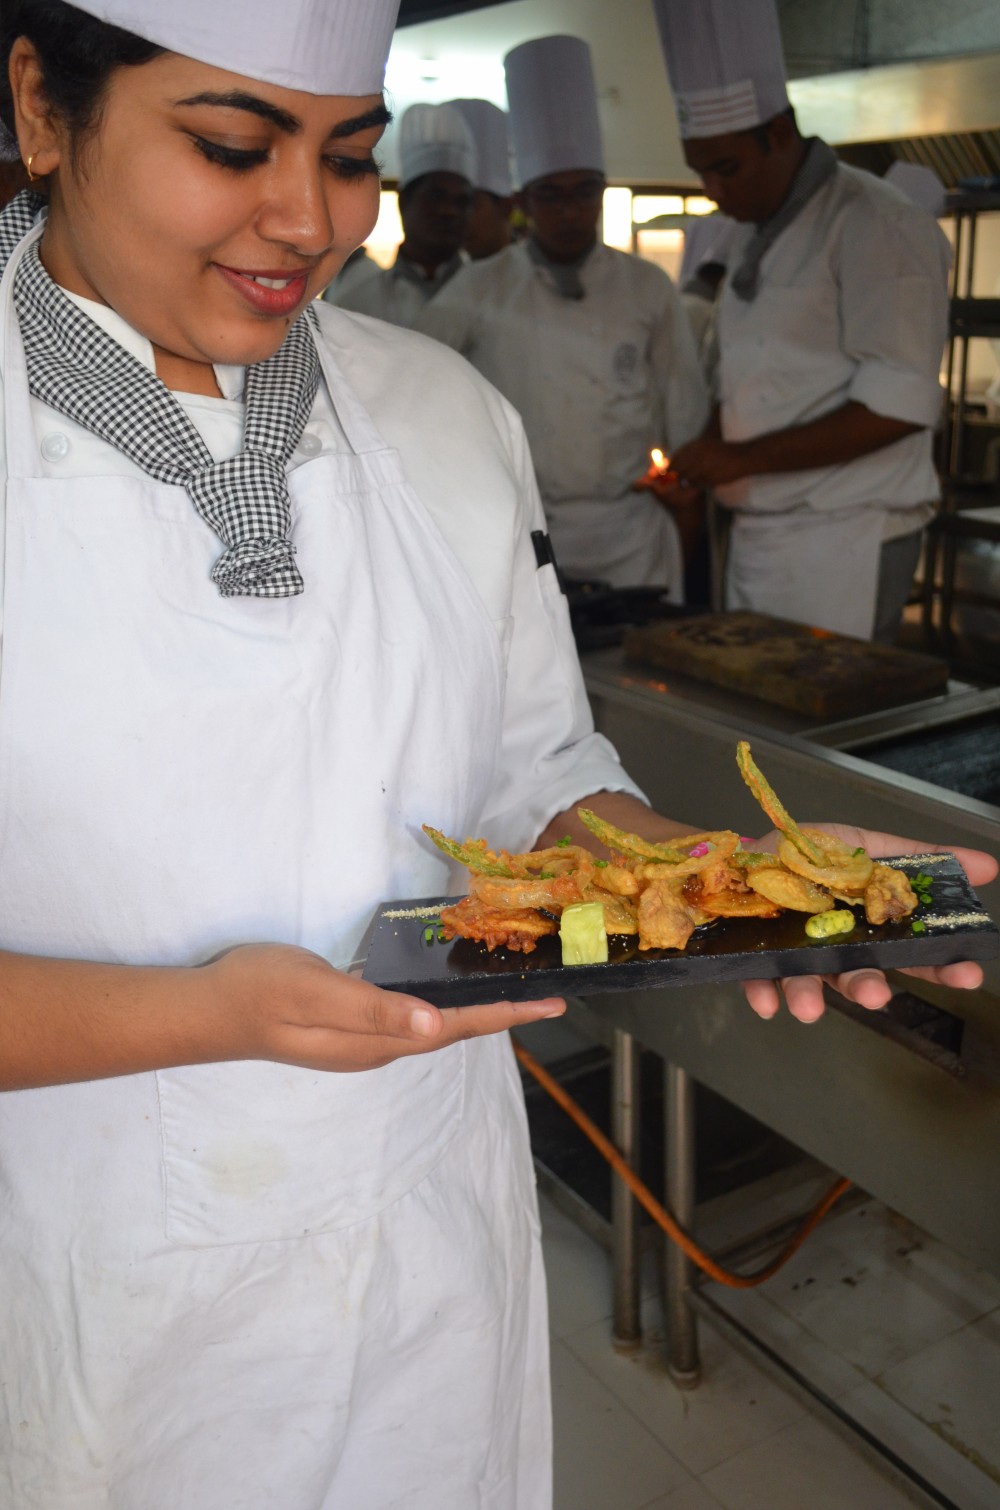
725 505 884 638
0 233 551 1509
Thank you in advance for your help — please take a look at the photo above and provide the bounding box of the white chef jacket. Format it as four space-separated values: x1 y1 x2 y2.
12 296 640 845
716 163 949 530
0 279 644 1509
326 245 466 330
715 163 950 637
415 240 710 593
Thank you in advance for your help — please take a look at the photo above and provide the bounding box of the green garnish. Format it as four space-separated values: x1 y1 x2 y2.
423 926 435 944
852 846 865 857
556 836 573 847
594 859 608 868
912 920 927 933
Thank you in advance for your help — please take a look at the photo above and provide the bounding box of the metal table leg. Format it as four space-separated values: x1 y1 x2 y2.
664 1061 700 1386
611 1027 641 1352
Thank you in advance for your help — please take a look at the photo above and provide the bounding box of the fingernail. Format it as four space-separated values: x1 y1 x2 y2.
410 1007 438 1037
529 998 566 1017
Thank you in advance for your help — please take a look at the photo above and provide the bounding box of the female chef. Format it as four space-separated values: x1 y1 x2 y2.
0 1 994 1507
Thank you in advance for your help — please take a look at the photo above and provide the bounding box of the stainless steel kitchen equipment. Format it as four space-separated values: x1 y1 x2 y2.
562 644 1000 1500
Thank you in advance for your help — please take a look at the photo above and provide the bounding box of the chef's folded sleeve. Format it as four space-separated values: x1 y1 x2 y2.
475 400 647 851
838 200 949 427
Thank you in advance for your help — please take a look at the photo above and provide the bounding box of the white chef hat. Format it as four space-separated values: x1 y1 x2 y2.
679 214 740 284
651 0 790 141
885 162 947 218
448 100 513 198
68 0 399 96
504 35 605 189
397 104 476 190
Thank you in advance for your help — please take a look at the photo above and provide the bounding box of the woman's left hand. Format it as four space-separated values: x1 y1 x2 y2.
741 826 998 1024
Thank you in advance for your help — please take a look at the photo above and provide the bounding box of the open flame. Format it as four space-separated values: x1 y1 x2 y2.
650 448 670 474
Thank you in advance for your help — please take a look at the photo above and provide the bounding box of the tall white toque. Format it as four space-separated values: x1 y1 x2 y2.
448 100 513 198
504 35 605 189
397 103 476 190
651 0 790 140
67 0 400 96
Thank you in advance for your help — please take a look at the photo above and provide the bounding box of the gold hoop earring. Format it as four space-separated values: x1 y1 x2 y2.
26 154 37 183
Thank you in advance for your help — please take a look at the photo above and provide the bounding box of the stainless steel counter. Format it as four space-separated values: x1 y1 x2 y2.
579 647 1000 1275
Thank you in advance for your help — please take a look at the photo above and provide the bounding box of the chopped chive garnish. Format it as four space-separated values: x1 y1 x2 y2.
852 846 865 857
556 836 572 847
594 859 608 868
437 928 447 942
423 926 434 944
911 920 927 933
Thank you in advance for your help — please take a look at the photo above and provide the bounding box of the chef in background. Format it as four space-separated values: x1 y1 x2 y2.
678 211 737 387
654 0 951 642
326 100 474 326
449 97 515 260
416 34 708 597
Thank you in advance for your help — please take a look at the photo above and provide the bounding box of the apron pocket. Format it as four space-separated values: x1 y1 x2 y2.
156 1048 466 1247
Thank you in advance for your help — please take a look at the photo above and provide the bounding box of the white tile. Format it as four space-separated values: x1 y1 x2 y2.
550 1339 689 1510
539 1193 614 1341
639 1478 727 1508
702 1412 929 1510
876 1310 1000 1490
562 1303 807 1476
757 1201 1000 1377
835 1377 1000 1510
709 1284 868 1401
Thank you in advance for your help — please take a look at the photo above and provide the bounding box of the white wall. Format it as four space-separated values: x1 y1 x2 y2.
384 0 691 185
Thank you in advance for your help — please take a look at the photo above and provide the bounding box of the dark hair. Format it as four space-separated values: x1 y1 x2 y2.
0 0 163 147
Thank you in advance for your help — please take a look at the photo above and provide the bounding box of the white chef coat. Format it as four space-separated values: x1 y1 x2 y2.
326 245 466 329
0 228 642 1510
416 240 710 596
716 163 950 637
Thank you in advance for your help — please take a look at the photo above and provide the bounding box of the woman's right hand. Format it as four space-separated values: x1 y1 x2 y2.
203 943 566 1073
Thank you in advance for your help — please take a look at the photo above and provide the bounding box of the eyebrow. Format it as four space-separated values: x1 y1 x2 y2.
174 93 391 140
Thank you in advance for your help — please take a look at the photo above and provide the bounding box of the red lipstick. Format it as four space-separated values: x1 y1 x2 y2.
215 264 310 317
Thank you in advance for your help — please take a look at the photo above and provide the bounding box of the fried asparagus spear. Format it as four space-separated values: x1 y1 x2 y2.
735 741 826 866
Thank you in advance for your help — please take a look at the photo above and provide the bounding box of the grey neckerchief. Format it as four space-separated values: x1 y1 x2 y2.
0 189 320 598
730 138 839 303
526 237 594 301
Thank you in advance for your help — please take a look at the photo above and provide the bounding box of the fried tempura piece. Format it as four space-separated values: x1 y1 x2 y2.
864 864 918 925
777 829 873 896
577 809 687 864
637 881 701 951
683 876 781 919
747 868 833 914
470 868 590 913
736 742 826 866
592 863 640 897
438 897 558 954
580 884 639 935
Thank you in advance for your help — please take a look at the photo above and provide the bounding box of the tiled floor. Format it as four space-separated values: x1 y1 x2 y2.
541 1189 1000 1509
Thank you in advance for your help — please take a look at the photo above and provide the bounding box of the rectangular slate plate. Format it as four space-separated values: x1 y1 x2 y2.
360 854 998 1007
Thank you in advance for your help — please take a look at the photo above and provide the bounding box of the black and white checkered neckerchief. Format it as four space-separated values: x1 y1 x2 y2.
0 190 320 597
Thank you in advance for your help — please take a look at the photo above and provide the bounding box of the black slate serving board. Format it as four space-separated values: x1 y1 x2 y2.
360 854 997 1008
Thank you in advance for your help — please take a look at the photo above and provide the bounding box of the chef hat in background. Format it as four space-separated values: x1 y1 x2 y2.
651 0 790 140
679 213 740 284
397 104 476 190
448 100 513 198
504 35 605 189
67 0 400 96
885 162 947 217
